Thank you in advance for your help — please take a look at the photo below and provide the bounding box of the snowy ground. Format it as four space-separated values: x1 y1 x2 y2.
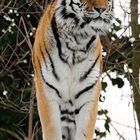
96 1 140 139
96 72 140 140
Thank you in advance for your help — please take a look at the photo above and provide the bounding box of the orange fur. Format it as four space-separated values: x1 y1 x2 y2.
82 0 108 11
32 1 61 139
83 38 102 139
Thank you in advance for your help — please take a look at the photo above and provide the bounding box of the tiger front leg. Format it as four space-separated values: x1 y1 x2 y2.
35 79 62 140
41 101 62 140
74 82 100 140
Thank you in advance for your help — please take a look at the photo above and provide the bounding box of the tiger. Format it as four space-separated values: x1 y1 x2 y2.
32 0 113 139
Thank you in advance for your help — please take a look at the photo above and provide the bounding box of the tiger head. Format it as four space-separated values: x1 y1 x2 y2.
81 0 113 26
56 0 113 34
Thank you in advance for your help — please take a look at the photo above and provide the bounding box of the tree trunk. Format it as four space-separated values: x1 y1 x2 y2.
131 0 140 127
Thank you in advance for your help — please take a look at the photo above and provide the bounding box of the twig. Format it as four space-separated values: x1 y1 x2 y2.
28 80 36 140
110 122 127 140
0 128 23 140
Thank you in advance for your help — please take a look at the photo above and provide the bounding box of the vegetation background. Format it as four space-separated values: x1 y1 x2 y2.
0 0 140 139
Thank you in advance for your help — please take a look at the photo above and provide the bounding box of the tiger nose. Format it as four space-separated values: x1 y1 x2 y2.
94 7 106 14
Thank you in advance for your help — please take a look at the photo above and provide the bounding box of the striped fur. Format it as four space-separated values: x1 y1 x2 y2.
32 0 113 139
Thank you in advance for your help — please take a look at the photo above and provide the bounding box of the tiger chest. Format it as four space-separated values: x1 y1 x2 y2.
41 37 100 102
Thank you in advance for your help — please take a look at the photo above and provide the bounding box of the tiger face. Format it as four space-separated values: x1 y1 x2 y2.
82 0 113 23
56 0 113 34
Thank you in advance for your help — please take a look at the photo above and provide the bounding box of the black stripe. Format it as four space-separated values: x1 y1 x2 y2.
61 0 66 6
91 26 102 32
61 116 76 124
69 0 82 13
64 100 73 106
63 13 76 19
45 81 62 98
69 0 78 12
75 101 93 115
62 135 66 139
40 46 48 69
66 41 87 53
86 35 96 50
61 7 66 16
72 51 76 64
60 0 80 24
68 100 73 106
61 110 74 115
51 15 68 63
83 132 87 138
82 17 92 24
37 56 62 98
60 7 79 25
80 55 100 81
75 80 98 99
45 48 60 81
74 17 80 25
80 18 91 28
40 45 59 81
74 35 79 44
75 105 83 115
80 22 86 28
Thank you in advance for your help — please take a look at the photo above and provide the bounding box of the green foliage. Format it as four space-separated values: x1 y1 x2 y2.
104 116 111 133
109 18 122 39
96 109 111 139
98 109 108 116
102 81 108 92
111 77 124 88
94 130 107 139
